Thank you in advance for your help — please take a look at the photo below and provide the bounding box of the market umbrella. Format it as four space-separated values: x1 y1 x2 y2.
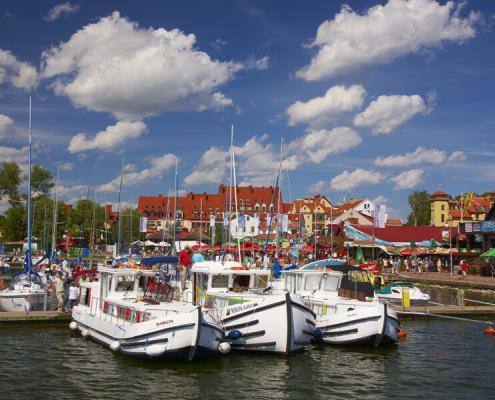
355 246 365 263
480 248 495 258
429 239 438 248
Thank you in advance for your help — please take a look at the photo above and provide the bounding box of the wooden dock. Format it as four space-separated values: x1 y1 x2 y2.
393 305 495 320
0 311 71 324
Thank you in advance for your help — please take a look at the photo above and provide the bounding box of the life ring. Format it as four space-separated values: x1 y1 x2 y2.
230 266 249 270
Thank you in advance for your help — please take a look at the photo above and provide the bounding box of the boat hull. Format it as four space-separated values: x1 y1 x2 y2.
221 293 316 354
71 306 224 361
317 303 399 346
0 291 46 312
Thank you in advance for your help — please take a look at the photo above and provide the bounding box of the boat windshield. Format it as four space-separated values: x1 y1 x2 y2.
115 275 134 292
304 274 322 291
322 274 339 292
232 274 250 292
253 274 268 289
211 274 229 289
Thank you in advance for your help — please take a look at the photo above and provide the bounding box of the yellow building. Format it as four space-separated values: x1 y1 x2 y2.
430 190 495 228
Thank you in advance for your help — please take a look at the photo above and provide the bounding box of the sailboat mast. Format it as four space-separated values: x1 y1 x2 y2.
231 125 242 263
173 157 179 255
51 168 59 258
116 156 124 256
26 96 33 277
275 138 284 258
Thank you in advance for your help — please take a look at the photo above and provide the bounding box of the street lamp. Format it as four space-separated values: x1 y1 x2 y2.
445 216 454 277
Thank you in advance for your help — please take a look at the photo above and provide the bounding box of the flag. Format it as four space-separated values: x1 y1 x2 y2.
209 214 216 228
374 204 386 228
139 216 147 233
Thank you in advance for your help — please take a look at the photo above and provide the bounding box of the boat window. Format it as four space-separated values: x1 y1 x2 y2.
323 274 339 292
253 274 268 289
115 276 135 292
286 275 295 293
211 274 229 288
232 274 250 292
304 275 321 291
296 274 303 291
79 287 88 305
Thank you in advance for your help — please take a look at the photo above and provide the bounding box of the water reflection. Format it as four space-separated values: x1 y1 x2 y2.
1 318 494 400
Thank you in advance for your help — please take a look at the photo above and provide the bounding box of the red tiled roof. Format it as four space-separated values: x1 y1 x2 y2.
431 190 448 197
353 225 455 243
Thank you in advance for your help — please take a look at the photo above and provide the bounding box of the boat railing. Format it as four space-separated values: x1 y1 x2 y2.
88 296 188 326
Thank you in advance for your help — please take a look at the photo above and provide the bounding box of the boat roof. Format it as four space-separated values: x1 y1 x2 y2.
97 266 158 276
191 261 270 276
300 260 360 273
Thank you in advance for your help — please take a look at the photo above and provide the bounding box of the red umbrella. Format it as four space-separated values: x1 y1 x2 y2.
399 248 416 256
301 244 313 253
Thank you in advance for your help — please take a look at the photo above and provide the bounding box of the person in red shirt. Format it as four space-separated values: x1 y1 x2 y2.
460 260 469 279
179 246 192 290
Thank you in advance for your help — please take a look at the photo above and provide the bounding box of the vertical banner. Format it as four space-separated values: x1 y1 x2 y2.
222 212 230 226
279 214 289 232
374 204 386 228
209 214 216 228
238 214 246 230
253 213 260 231
139 216 147 233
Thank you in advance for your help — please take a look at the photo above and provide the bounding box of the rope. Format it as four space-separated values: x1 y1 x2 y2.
464 298 495 306
399 310 493 326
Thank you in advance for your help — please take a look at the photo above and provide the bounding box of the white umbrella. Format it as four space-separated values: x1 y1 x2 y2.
158 241 170 247
144 240 156 246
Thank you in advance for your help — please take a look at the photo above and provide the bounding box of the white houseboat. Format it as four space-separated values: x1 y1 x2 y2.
70 257 230 360
283 262 400 346
190 261 318 355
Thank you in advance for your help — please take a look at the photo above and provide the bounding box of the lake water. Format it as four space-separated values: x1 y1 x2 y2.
1 318 494 400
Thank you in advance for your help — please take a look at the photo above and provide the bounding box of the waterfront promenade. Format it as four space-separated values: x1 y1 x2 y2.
399 271 495 290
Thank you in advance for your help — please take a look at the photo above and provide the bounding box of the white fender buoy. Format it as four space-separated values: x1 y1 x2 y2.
81 329 89 337
69 321 78 330
218 341 231 354
145 344 166 357
110 341 121 351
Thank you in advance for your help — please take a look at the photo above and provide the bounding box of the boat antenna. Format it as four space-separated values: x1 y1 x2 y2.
26 96 33 279
231 125 242 263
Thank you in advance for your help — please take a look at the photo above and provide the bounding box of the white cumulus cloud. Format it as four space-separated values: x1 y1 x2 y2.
184 127 361 187
391 169 424 189
354 94 428 134
0 114 14 137
43 2 80 22
68 120 147 153
286 84 366 127
58 162 74 171
296 0 481 81
375 147 467 167
330 168 384 191
0 49 38 91
0 145 28 164
97 153 177 192
287 127 362 164
41 12 243 120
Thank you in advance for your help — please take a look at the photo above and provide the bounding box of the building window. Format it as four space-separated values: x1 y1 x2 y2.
441 214 445 223
441 205 445 211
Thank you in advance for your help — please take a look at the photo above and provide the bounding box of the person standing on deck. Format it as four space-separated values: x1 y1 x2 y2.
51 273 65 311
179 246 192 290
192 250 205 264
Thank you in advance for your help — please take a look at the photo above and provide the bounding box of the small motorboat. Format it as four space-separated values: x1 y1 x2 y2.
376 281 431 306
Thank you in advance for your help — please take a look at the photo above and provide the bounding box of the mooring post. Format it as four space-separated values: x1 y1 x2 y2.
402 287 410 310
456 289 465 308
43 289 48 311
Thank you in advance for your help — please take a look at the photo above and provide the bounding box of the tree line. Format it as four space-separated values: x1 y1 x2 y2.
0 161 141 251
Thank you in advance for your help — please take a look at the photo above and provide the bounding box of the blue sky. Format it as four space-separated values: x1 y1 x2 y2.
1 0 494 218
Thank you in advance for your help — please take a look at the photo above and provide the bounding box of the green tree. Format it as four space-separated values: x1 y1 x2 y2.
0 162 22 205
110 207 142 252
30 165 54 196
0 206 26 241
67 199 106 245
406 190 431 226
